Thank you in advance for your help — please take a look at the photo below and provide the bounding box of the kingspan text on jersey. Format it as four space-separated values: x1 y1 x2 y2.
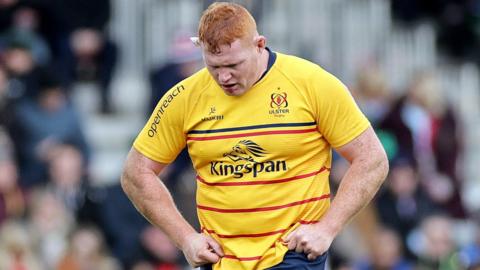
210 160 287 178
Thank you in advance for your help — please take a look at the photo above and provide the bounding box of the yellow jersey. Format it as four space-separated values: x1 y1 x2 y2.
133 51 370 270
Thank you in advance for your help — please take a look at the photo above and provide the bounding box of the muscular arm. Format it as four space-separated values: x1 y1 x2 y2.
322 127 388 234
121 148 223 266
285 127 389 259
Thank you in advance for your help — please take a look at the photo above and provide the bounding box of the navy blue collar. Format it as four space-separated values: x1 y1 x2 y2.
256 47 276 83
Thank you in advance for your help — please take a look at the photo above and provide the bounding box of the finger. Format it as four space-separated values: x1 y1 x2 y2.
206 236 224 257
287 237 297 250
307 253 317 261
198 249 221 263
284 230 295 242
295 242 304 254
283 231 295 243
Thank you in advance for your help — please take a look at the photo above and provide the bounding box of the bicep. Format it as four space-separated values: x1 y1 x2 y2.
124 147 168 179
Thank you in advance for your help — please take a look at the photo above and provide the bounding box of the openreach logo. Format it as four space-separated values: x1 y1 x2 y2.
210 140 287 178
148 85 185 137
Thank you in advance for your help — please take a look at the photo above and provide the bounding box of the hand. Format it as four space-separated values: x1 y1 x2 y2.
283 222 335 260
181 233 224 267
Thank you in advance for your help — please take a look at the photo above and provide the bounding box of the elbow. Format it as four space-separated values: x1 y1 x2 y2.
120 167 133 197
120 165 147 213
377 150 389 184
120 160 139 199
120 169 129 192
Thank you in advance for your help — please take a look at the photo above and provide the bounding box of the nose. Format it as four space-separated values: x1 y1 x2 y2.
218 69 232 83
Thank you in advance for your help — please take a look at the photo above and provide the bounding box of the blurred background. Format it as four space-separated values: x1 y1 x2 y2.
0 0 480 269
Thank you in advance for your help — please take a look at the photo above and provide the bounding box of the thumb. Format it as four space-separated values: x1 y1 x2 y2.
206 235 224 257
284 228 297 242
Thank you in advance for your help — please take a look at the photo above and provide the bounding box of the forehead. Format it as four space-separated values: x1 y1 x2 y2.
203 39 251 66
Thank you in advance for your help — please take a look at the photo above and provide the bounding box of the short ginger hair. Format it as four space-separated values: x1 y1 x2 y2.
198 2 257 53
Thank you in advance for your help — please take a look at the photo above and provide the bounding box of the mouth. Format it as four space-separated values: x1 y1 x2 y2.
222 83 236 89
221 83 238 93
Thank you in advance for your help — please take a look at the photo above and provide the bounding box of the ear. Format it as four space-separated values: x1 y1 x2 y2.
190 37 200 47
254 35 266 51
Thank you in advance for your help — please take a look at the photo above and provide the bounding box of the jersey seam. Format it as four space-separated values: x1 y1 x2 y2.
183 69 214 134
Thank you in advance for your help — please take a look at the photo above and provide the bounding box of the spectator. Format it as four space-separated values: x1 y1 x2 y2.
35 0 118 114
46 143 88 215
0 4 51 66
2 40 42 100
27 188 74 269
375 155 438 257
0 220 44 270
137 225 185 270
354 227 414 270
44 143 100 226
410 215 460 270
0 128 25 225
11 68 90 188
379 72 466 218
352 64 391 127
56 225 120 270
458 224 480 269
352 64 399 160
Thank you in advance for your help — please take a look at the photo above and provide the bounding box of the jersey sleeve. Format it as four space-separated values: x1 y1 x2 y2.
310 69 371 148
133 84 187 164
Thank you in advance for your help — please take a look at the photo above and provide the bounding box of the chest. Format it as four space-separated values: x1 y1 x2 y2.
185 86 322 172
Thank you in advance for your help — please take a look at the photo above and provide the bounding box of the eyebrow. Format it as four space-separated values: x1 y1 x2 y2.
209 60 245 68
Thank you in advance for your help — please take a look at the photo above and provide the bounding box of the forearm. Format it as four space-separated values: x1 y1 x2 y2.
321 153 388 236
121 167 196 249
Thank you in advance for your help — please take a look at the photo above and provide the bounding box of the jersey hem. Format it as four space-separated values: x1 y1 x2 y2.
132 142 174 164
330 121 371 149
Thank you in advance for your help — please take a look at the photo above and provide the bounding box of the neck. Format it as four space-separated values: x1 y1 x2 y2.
255 48 269 82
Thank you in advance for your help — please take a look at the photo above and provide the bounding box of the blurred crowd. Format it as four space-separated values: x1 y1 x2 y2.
0 0 480 270
328 64 480 270
0 0 190 269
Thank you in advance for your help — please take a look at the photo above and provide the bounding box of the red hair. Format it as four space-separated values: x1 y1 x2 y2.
198 2 257 53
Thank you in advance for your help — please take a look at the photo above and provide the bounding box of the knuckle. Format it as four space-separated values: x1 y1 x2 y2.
197 252 207 260
188 258 200 267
